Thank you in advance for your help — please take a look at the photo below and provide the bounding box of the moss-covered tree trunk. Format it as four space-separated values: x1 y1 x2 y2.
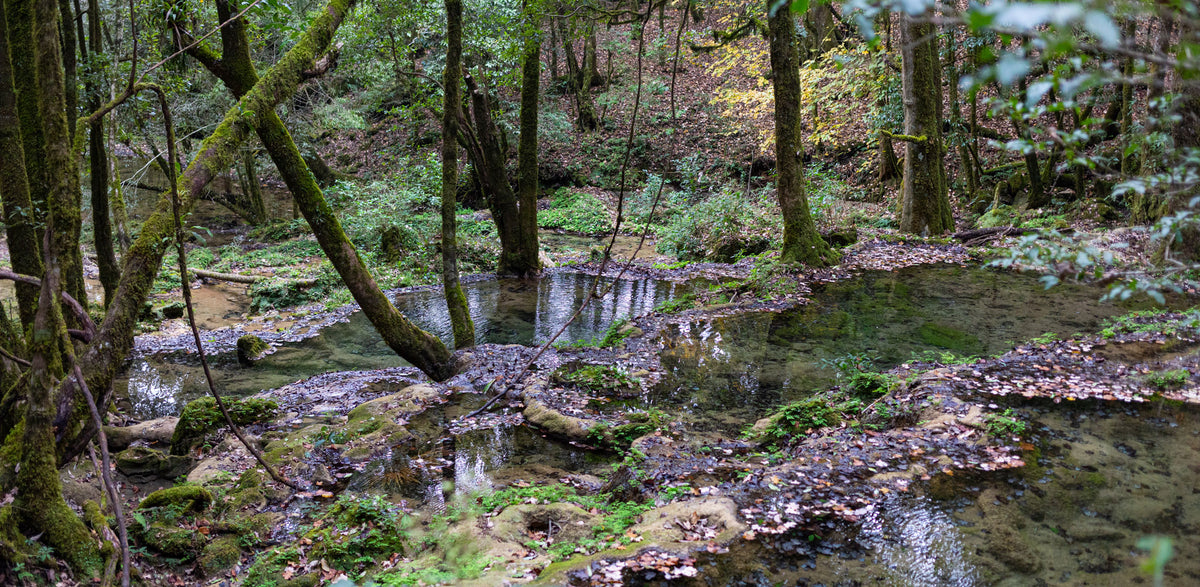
15 0 102 574
515 2 541 276
441 0 474 348
86 0 119 307
898 13 952 235
462 74 527 275
5 0 48 299
181 0 459 377
50 0 356 464
0 3 44 327
559 17 596 131
768 0 834 266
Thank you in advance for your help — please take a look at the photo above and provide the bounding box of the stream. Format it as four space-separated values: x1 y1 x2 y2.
117 263 1196 584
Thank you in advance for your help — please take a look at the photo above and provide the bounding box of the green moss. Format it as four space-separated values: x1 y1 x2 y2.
1145 368 1190 390
137 523 206 558
551 365 640 395
918 321 983 353
171 397 278 455
139 485 213 513
200 534 242 575
237 334 270 365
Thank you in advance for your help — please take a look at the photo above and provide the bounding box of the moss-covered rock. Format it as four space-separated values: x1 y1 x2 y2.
199 534 242 576
237 334 270 366
139 485 213 513
822 227 859 248
976 204 1019 228
522 396 594 441
171 396 278 455
104 416 178 452
491 503 600 545
161 301 187 319
114 445 193 480
138 522 206 558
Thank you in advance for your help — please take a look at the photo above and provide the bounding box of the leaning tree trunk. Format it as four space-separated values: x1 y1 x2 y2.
768 0 834 266
0 1 44 327
441 0 475 348
898 12 952 235
181 0 459 377
48 0 357 466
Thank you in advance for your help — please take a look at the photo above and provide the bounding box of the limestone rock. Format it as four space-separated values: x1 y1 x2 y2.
104 416 179 452
115 446 193 481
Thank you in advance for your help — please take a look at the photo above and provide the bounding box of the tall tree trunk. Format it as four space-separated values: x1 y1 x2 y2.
898 12 952 235
559 18 596 131
0 0 44 326
5 0 48 279
87 0 119 307
461 74 527 274
236 148 268 225
17 0 102 574
441 0 474 348
515 3 541 276
768 0 834 266
57 0 74 139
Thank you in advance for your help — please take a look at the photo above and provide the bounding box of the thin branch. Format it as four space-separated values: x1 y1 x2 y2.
153 85 301 491
138 0 266 84
0 270 96 339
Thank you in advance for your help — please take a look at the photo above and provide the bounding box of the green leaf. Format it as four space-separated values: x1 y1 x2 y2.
790 0 809 14
1083 12 1120 48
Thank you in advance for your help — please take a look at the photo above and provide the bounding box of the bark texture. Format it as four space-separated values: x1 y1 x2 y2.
768 0 834 266
516 6 541 275
898 13 952 235
441 0 475 348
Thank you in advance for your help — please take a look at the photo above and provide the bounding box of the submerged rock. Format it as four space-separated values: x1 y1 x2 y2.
237 334 270 365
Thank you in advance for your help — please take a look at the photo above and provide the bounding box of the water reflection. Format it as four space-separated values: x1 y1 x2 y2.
118 272 694 418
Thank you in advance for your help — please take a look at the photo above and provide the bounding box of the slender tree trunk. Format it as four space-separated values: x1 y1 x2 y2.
237 148 268 225
441 0 474 348
0 2 44 326
515 3 541 276
898 12 952 234
462 74 527 274
87 0 119 307
768 0 834 266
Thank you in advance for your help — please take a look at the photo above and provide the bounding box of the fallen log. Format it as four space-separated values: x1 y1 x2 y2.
189 268 318 288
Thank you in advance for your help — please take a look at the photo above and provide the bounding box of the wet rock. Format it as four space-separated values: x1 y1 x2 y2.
104 417 179 452
523 395 593 441
985 526 1042 574
491 502 600 545
345 383 441 423
237 334 270 365
139 485 213 513
199 534 242 576
114 445 193 481
310 463 335 487
61 479 103 509
171 396 278 455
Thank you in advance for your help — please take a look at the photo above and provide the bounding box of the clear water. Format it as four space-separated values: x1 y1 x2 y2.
116 272 694 418
651 264 1160 432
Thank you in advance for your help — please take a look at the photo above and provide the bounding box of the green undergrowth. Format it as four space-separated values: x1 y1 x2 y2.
171 397 278 455
1098 308 1200 339
539 189 612 235
587 409 667 451
550 364 641 395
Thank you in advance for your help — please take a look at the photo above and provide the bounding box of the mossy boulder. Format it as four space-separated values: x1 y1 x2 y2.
199 534 242 576
822 227 859 248
161 301 187 319
236 334 270 366
114 445 194 480
139 485 213 513
976 204 1019 228
491 503 600 545
104 416 178 452
137 523 206 558
171 396 278 455
523 395 593 441
344 383 441 424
